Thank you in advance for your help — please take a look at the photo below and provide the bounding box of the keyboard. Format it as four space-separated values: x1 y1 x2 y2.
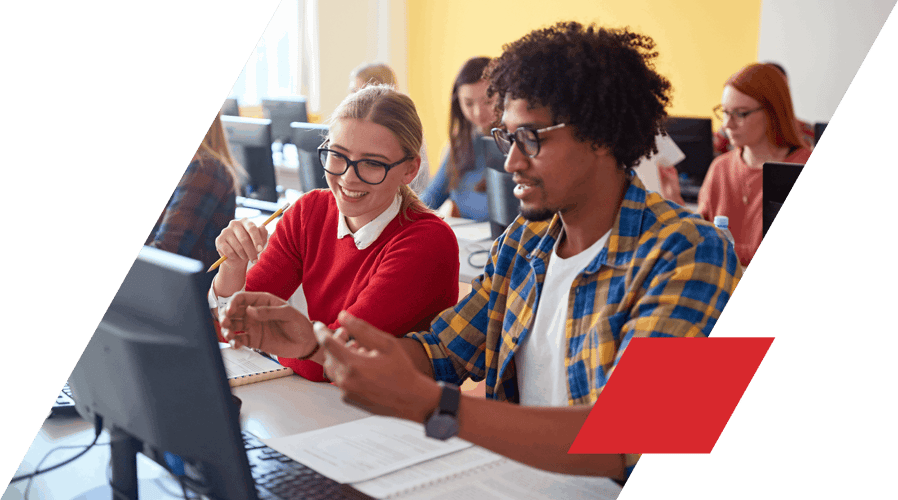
242 431 373 500
48 382 78 418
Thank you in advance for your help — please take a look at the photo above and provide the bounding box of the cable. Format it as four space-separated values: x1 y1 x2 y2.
22 439 111 500
467 249 490 269
11 416 104 484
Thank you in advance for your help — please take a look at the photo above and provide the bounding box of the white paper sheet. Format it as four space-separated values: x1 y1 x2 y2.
263 416 472 484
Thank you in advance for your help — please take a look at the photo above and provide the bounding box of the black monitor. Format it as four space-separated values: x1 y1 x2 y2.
814 122 828 145
222 115 278 202
480 137 518 239
68 246 256 499
291 122 330 192
663 117 714 204
263 96 309 145
762 162 804 236
221 98 240 117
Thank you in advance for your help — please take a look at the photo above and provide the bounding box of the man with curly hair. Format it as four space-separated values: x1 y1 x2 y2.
222 21 742 482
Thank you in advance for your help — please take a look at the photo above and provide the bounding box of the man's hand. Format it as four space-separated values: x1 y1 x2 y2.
221 291 317 360
315 311 440 423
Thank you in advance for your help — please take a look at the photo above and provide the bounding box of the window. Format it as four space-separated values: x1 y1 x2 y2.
229 0 319 111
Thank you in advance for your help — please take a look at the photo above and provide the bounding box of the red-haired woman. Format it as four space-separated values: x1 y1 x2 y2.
699 63 812 268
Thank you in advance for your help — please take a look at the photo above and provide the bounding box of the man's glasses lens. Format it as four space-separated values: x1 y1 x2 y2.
491 128 540 157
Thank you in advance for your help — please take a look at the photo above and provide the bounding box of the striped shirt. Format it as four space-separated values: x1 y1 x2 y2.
407 174 742 478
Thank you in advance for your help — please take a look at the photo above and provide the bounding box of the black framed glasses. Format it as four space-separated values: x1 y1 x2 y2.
713 105 763 124
317 143 413 185
490 123 567 158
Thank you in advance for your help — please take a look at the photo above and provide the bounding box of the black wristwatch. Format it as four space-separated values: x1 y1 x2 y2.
424 382 460 440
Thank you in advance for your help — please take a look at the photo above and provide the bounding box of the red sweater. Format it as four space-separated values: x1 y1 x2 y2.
246 190 460 381
698 147 812 267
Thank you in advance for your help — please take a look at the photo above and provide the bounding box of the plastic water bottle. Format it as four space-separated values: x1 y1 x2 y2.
714 215 747 279
713 215 735 246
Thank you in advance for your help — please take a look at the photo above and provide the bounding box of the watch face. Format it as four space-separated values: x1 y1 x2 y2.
426 413 459 440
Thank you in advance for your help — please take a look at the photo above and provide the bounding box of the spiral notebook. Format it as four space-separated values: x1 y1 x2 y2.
219 343 293 387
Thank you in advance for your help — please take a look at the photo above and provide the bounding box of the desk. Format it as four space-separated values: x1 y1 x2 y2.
5 378 369 500
446 219 492 285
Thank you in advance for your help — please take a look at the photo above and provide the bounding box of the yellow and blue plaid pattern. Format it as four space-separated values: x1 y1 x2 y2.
407 175 741 477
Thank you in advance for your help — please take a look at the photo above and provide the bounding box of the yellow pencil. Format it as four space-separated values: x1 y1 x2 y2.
207 202 291 272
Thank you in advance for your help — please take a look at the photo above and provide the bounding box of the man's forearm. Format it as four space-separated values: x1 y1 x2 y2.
392 339 624 478
454 396 624 479
398 337 434 378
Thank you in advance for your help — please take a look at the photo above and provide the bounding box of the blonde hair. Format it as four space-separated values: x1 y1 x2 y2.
349 62 397 91
327 84 429 219
193 112 245 190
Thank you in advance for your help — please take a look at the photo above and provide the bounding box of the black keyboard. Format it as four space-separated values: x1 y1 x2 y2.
242 431 373 500
48 382 78 418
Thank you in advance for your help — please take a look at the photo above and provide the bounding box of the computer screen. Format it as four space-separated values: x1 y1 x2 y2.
221 97 240 117
291 122 330 192
68 246 256 499
222 115 278 202
480 137 518 239
263 96 309 145
762 161 804 236
814 122 828 146
663 116 714 203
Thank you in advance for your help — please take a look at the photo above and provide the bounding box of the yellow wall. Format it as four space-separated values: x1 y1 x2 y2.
406 0 763 173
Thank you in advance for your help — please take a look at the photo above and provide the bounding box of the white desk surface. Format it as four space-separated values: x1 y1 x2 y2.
4 377 370 500
448 219 492 285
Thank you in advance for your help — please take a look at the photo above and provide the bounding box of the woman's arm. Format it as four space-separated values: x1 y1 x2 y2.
419 149 451 210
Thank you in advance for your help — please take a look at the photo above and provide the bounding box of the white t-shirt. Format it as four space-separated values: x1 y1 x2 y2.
517 230 611 406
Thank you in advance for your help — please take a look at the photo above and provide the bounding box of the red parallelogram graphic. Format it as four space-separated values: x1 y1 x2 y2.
570 337 773 454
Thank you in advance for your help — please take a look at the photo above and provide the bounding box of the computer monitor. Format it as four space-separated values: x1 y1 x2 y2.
481 137 518 239
68 246 256 499
222 115 278 202
663 116 714 203
263 96 309 145
291 122 330 192
762 161 804 236
220 97 240 117
814 122 828 145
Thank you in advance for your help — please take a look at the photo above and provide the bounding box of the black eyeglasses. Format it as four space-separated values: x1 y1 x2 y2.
491 123 567 158
713 105 763 124
317 143 413 185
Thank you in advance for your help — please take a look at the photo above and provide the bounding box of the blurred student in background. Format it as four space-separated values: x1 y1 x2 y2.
699 62 812 267
420 57 496 221
209 85 459 382
712 62 814 155
145 112 244 269
349 62 431 194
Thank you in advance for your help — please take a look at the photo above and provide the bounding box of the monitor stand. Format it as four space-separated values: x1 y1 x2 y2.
70 430 154 500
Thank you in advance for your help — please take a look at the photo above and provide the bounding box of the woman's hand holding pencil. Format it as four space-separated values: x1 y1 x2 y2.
208 202 290 273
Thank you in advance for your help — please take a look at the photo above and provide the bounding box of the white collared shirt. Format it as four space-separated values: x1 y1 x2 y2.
336 194 402 250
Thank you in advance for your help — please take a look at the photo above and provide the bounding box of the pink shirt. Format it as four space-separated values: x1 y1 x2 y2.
698 147 812 267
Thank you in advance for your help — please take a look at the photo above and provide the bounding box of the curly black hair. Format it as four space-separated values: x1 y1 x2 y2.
484 21 672 169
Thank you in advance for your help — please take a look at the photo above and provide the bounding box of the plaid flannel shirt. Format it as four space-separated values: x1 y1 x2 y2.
145 157 236 269
407 174 742 478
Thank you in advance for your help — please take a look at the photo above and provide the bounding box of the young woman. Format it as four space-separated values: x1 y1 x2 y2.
348 61 431 193
145 112 243 269
210 85 460 382
420 57 496 221
699 62 812 267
